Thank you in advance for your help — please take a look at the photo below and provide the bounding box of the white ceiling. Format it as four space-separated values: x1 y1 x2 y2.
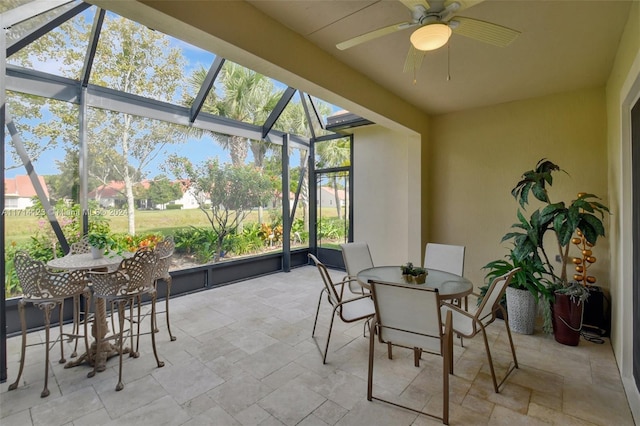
247 0 633 115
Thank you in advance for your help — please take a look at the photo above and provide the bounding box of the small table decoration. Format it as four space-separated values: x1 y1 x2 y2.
400 262 428 284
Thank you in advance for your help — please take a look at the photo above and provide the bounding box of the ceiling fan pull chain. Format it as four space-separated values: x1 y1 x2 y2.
447 43 451 81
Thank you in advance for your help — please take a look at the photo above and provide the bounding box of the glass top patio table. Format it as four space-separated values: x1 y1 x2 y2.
357 266 474 300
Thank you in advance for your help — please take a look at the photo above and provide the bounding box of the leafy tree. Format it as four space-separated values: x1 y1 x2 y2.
168 156 272 261
6 14 188 235
85 17 187 233
148 175 183 207
314 138 350 219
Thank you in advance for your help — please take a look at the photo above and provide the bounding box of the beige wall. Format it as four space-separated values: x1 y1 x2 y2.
606 0 640 419
352 125 422 266
428 88 609 288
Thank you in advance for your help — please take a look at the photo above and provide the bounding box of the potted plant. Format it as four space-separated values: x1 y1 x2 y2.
87 231 115 258
483 251 552 334
503 159 609 345
400 262 428 284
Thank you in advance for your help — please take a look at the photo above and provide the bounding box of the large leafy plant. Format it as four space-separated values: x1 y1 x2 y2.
483 251 552 303
504 159 609 289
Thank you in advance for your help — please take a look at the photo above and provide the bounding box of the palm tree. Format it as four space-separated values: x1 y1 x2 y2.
315 138 350 219
185 62 282 168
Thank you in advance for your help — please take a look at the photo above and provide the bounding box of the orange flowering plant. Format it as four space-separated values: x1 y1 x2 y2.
118 233 164 252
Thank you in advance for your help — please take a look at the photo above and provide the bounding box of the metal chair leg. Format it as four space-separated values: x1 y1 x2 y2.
150 293 165 369
312 289 325 337
322 309 337 364
116 301 126 391
8 301 28 392
165 277 176 341
41 303 53 398
58 300 66 364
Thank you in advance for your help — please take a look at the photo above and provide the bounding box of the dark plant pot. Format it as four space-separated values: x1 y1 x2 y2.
552 292 583 346
496 301 506 320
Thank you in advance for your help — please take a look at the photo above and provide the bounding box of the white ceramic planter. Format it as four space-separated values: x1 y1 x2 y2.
91 246 104 259
506 286 537 335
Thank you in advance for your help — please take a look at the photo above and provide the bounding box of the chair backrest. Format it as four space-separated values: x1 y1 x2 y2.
14 251 86 299
308 253 342 306
423 243 465 276
476 267 520 322
340 242 374 277
69 236 91 254
90 247 157 297
154 236 175 280
369 280 443 354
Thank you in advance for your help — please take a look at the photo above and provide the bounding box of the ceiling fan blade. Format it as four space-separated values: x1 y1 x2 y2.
336 21 416 50
444 0 485 13
399 0 430 12
403 45 426 74
451 16 520 47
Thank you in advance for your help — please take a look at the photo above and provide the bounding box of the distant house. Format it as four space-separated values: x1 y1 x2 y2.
89 179 200 210
317 186 346 209
4 175 49 209
88 180 150 209
158 180 200 210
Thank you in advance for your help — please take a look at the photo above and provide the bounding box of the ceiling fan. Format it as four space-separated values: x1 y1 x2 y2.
336 0 520 74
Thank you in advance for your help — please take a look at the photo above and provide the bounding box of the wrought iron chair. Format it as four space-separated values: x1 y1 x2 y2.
9 251 90 398
66 235 96 355
69 236 92 255
440 267 520 393
132 236 177 355
87 247 164 391
308 254 375 364
153 236 176 341
367 279 453 424
340 242 374 294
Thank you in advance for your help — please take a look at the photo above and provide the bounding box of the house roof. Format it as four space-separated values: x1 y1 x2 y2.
89 180 151 199
4 175 49 198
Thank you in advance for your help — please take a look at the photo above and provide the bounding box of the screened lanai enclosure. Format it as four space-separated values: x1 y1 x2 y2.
0 0 370 382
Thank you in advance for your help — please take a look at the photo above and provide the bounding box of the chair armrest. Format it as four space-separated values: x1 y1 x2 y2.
335 294 372 308
441 300 474 319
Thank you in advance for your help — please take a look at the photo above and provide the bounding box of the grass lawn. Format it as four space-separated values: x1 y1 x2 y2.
3 207 329 245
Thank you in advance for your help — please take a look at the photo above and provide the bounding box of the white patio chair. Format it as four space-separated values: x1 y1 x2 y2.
308 254 375 364
367 279 453 424
340 242 374 294
423 243 465 276
440 267 520 393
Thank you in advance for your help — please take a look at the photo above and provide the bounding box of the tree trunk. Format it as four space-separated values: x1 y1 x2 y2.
230 135 248 166
332 176 341 220
121 117 136 235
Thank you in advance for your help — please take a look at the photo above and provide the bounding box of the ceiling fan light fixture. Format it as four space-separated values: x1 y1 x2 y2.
410 23 452 51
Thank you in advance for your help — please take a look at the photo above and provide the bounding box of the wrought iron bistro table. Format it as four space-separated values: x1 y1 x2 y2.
356 266 474 301
47 252 133 371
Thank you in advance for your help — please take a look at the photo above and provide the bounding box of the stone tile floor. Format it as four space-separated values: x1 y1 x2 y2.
0 266 636 425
